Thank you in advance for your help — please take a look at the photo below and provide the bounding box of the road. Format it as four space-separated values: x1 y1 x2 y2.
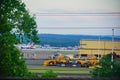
22 48 78 59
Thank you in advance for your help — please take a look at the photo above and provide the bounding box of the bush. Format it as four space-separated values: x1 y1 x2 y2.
41 70 58 78
90 53 120 78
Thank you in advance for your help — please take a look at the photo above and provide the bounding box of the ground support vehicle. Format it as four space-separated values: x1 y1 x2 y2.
43 53 99 67
55 59 85 67
43 58 96 67
56 59 98 67
43 59 56 66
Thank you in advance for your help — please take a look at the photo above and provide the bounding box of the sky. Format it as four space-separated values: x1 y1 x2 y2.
22 0 120 35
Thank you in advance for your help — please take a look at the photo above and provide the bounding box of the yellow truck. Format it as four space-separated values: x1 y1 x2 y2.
43 53 66 66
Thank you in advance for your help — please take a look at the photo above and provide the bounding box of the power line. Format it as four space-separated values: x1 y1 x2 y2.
32 12 120 16
32 12 120 29
39 27 120 29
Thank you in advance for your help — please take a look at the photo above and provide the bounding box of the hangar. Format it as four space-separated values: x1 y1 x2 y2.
79 40 120 58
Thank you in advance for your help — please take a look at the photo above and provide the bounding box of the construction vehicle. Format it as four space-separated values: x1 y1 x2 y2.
43 52 99 67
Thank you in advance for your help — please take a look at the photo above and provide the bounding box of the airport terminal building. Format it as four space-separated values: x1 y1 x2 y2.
79 40 120 57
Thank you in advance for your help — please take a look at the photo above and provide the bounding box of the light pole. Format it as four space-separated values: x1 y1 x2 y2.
111 29 114 62
98 35 100 60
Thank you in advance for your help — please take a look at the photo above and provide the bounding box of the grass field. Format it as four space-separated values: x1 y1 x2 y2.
28 65 91 74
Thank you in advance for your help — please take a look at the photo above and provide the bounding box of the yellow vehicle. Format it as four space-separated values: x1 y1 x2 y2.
43 53 99 67
43 59 56 66
43 53 67 66
73 53 99 66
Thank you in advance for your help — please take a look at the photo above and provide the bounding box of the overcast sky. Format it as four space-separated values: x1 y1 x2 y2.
22 0 120 35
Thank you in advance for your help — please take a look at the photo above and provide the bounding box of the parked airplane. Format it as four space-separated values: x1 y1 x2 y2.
21 43 35 49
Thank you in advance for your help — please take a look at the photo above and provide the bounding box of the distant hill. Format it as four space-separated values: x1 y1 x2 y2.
38 34 120 47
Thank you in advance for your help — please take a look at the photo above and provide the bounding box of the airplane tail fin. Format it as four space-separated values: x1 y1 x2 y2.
29 43 34 48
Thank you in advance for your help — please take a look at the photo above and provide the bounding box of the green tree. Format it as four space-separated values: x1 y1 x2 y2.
91 53 120 78
0 0 39 77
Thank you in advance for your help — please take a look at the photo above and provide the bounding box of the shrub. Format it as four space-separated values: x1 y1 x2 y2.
90 53 120 78
41 70 58 78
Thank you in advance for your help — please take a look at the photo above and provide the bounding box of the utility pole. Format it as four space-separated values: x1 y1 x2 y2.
111 29 114 62
98 35 100 60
